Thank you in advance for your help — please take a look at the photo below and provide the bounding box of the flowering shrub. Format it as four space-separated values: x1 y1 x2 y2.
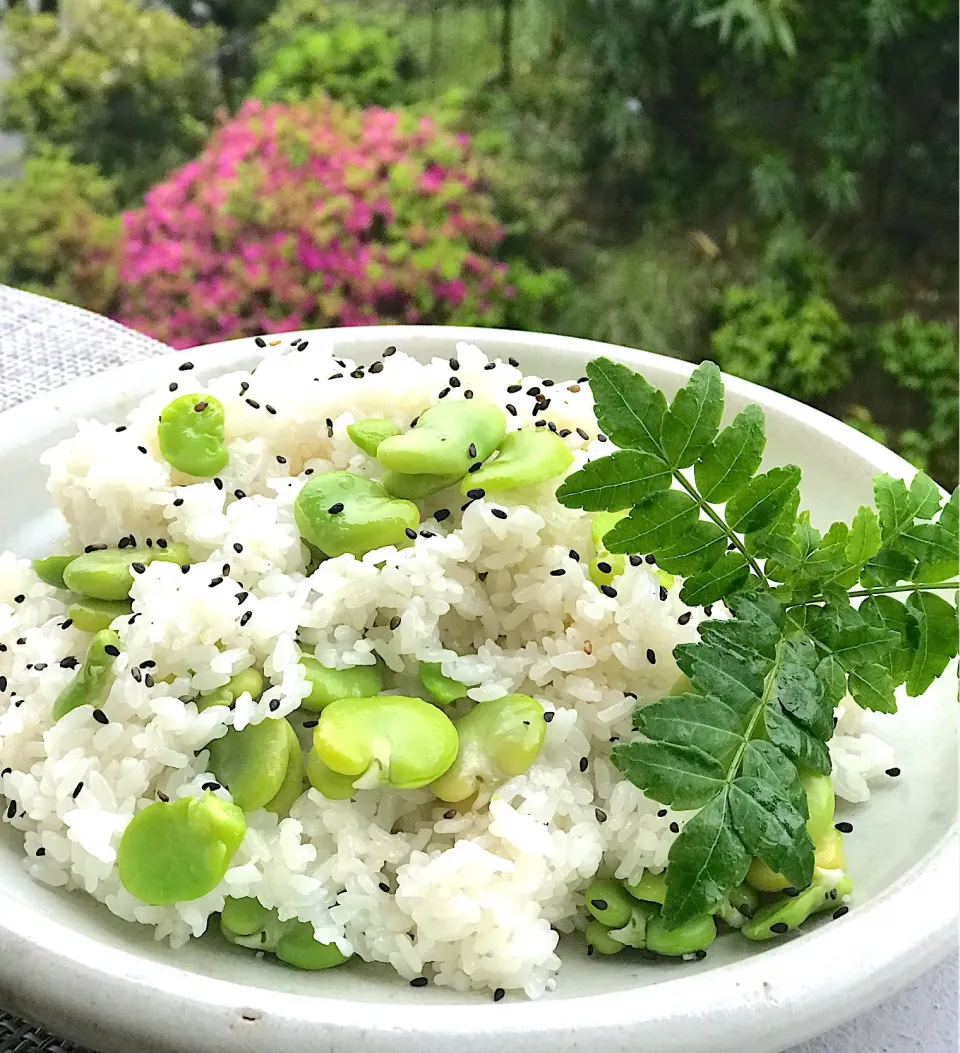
112 96 517 347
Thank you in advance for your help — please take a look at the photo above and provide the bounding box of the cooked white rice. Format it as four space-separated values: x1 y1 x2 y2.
0 339 893 998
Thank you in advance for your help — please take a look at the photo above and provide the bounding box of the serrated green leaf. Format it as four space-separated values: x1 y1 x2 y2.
860 595 914 685
775 649 833 740
823 623 900 672
555 450 671 511
909 471 941 520
741 740 808 818
680 552 751 606
905 591 959 696
662 787 750 926
764 702 832 774
676 642 767 712
896 522 958 568
586 357 667 458
729 777 815 890
661 362 724 469
874 475 913 539
845 506 882 568
634 693 745 763
603 490 698 553
847 662 897 713
745 488 801 558
815 654 847 706
655 521 728 575
611 740 725 810
694 404 766 503
861 546 916 587
939 488 958 537
726 466 802 534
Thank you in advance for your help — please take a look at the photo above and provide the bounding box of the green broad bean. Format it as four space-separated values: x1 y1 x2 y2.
294 471 419 558
377 401 506 479
645 911 717 957
52 629 121 722
33 554 78 588
314 694 458 791
584 879 635 928
457 428 573 495
264 720 305 817
347 419 402 457
220 905 350 970
591 510 628 552
589 510 627 587
625 870 667 905
197 667 265 712
158 393 229 477
62 543 191 601
800 770 835 845
584 919 625 955
742 869 853 942
208 716 292 812
306 748 357 799
118 792 245 905
380 468 461 500
419 661 468 704
608 901 659 948
714 884 761 929
430 693 545 803
669 673 694 697
221 896 268 936
299 654 383 712
67 597 132 633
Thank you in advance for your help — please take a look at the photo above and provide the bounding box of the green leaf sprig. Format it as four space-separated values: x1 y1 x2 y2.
557 357 959 927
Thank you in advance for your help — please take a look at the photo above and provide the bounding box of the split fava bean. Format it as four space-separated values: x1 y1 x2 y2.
645 911 717 956
430 693 545 803
306 747 357 799
62 542 191 601
589 510 627 587
299 654 383 712
584 879 635 928
347 418 401 457
626 870 666 905
158 393 228 477
67 597 132 633
585 918 626 955
458 427 573 495
419 661 468 704
294 471 419 558
33 554 78 588
220 903 350 970
118 792 245 905
715 883 761 929
742 869 853 942
52 629 120 722
313 694 458 791
377 401 506 479
208 716 292 812
197 667 265 712
221 895 267 936
264 719 306 817
608 900 659 948
381 468 461 500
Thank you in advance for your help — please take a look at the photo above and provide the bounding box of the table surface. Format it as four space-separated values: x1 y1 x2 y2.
0 284 957 1053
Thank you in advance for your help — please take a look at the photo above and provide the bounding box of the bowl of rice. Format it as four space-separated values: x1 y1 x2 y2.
0 327 956 1053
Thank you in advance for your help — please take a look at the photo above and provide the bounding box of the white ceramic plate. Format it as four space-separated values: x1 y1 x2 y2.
0 327 956 1053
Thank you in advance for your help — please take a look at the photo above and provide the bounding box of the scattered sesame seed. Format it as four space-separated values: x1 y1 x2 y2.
587 944 595 957
647 649 657 664
235 591 249 605
547 421 558 433
464 390 473 399
468 442 477 458
550 568 565 576
704 605 714 616
233 542 244 553
328 373 343 380
265 404 277 415
491 509 507 520
92 709 109 725
443 809 456 819
115 426 127 433
678 612 692 625
328 502 345 515
466 488 485 500
505 404 517 416
591 899 608 912
659 586 668 601
657 809 668 818
131 667 142 683
508 357 520 367
104 644 120 657
302 719 319 728
405 528 418 540
173 498 184 507
600 584 617 598
60 620 73 630
169 382 178 392
534 419 547 427
369 361 384 374
597 561 611 574
137 446 148 455
410 977 428 988
194 401 208 412
578 376 588 383
14 594 24 603
6 800 17 819
350 369 364 379
202 782 221 792
669 821 680 834
468 462 482 473
269 698 280 712
131 562 146 575
543 711 555 723
178 361 194 371
255 337 267 347
208 577 224 588
434 509 451 522
234 489 246 500
478 571 488 582
559 428 571 437
835 821 853 833
484 362 496 371
240 611 253 627
576 428 589 441
507 385 521 393
139 660 156 669
583 641 593 654
383 346 397 357
832 905 849 920
276 455 287 464
420 530 435 538
240 382 250 393
181 565 190 574
379 882 390 892
35 847 46 856
72 782 84 799
449 357 460 371
694 949 708 961
770 922 790 935
597 433 608 442
144 673 155 688
527 386 541 397
389 616 401 630
214 478 224 490
305 468 314 475
595 808 607 823
245 398 260 409
0 677 5 691
886 767 901 777
438 387 450 399
579 756 589 773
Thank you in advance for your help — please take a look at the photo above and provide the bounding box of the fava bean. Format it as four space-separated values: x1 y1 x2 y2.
430 693 545 803
377 402 506 479
645 911 717 957
608 901 659 948
419 661 468 704
715 883 761 929
33 554 78 588
381 468 461 500
264 720 306 817
221 895 268 936
625 870 666 906
584 919 625 955
299 654 383 712
52 629 120 722
67 597 132 633
220 904 351 970
458 428 573 495
589 511 627 587
197 667 265 712
347 419 401 457
313 694 458 791
742 869 853 941
306 748 357 799
208 716 292 811
584 879 635 928
158 393 228 477
800 770 835 845
62 543 191 601
294 471 419 558
118 792 245 905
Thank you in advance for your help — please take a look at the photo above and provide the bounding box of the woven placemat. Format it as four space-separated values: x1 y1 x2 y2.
0 282 171 1053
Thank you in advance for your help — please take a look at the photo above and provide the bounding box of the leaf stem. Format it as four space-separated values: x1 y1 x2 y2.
724 633 787 786
787 580 959 608
672 470 768 583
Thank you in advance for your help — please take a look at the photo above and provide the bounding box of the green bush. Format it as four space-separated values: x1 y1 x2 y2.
0 0 223 203
0 148 118 313
252 23 402 107
253 0 335 65
710 282 851 400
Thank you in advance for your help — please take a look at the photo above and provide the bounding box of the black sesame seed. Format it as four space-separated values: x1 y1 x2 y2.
178 361 194 371
410 417 420 429
410 977 428 988
233 543 244 555
72 782 84 799
526 386 540 397
181 565 190 574
550 568 565 576
16 638 25 645
534 419 547 427
624 691 637 699
0 677 6 691
116 426 127 432
449 357 460 371
389 616 401 630
568 549 580 562
383 346 397 357
92 709 109 725
478 571 488 582
576 428 589 440
646 554 657 565
647 649 657 664
507 384 521 393
214 478 224 491
328 502 345 515
208 577 224 588
269 698 280 712
828 888 838 900
443 809 457 819
139 660 156 669
467 442 477 458
245 398 260 409
137 446 148 455
302 719 319 728
420 530 435 538
35 847 46 856
832 905 849 920
467 488 485 500
131 562 146 575
597 561 611 574
379 881 390 892
202 782 221 792
145 538 153 549
595 808 607 823
240 611 253 627
506 404 517 416
597 433 608 442
103 644 120 657
835 821 853 833
0 768 10 777
591 898 608 911
491 509 508 520
328 373 343 380
305 468 314 475
236 591 249 604
265 404 277 415
886 767 901 777
14 594 24 603
659 586 668 601
369 361 384 374
669 821 680 834
600 584 617 598
543 711 555 722
434 509 450 522
694 949 708 961
543 379 555 387
448 376 461 388
194 401 208 413
405 528 417 540
131 667 142 683
579 756 589 772
559 428 571 437
678 612 692 626
461 501 473 511
169 382 178 392
704 605 713 616
6 800 16 819
173 498 184 507
587 944 595 956
468 462 482 473
508 357 520 367
484 362 497 371
255 337 267 348
60 620 73 630
144 673 155 688
464 390 474 399
629 555 642 567
350 369 364 379
540 399 551 412
770 922 790 935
